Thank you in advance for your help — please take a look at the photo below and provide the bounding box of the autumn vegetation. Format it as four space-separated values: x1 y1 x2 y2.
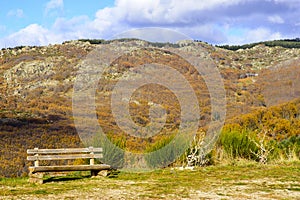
0 39 299 177
217 38 300 51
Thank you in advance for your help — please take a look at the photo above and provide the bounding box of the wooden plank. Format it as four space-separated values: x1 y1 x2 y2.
27 154 103 161
29 164 111 173
27 147 103 154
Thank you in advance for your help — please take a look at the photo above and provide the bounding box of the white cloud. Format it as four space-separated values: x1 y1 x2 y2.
52 16 97 39
1 0 299 48
0 24 62 48
268 15 284 24
110 0 243 25
84 0 238 42
227 27 283 45
246 28 282 42
45 0 64 15
273 0 300 7
7 9 24 18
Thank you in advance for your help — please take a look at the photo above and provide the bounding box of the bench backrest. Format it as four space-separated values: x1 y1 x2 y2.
27 147 103 167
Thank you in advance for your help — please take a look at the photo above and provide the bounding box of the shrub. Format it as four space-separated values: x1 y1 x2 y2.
275 135 300 160
217 129 258 160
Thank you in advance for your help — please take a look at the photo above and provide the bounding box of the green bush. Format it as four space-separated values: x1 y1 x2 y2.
217 129 259 160
274 135 300 160
217 38 300 51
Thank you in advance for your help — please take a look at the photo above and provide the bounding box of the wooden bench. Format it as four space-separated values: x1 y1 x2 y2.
27 147 111 184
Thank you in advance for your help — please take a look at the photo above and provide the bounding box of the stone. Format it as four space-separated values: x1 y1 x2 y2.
28 173 44 184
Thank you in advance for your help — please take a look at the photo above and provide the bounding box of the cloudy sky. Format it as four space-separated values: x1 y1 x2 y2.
1 0 300 48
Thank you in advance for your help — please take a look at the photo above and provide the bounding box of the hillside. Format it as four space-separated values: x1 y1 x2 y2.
0 39 300 177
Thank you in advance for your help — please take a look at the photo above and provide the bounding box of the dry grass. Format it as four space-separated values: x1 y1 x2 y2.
1 161 299 199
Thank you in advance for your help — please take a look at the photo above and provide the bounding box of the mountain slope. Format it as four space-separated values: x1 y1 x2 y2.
0 39 300 177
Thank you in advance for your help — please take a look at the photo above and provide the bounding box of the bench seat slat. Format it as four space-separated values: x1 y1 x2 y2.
27 148 102 154
29 164 111 173
27 154 103 161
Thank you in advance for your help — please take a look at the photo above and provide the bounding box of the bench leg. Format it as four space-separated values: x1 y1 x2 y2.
91 170 99 177
29 172 44 184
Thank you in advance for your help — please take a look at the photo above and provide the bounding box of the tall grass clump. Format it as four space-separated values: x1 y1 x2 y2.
145 134 190 168
213 126 299 164
217 128 259 160
90 131 126 169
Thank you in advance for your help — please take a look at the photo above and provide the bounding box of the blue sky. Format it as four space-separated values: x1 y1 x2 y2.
1 0 300 48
